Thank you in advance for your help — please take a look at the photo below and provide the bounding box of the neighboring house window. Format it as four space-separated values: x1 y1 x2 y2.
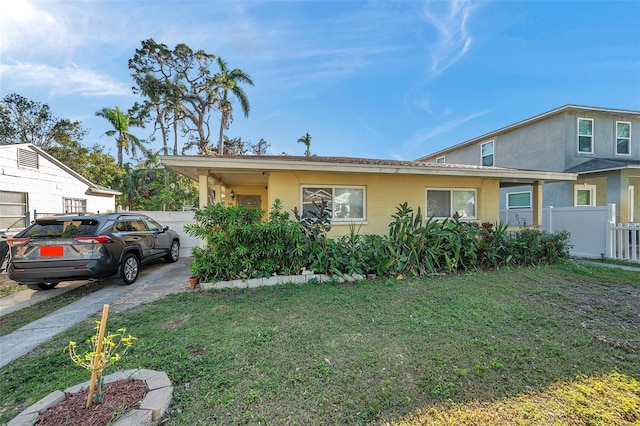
436 156 445 164
506 191 532 209
616 121 631 155
64 198 87 213
574 184 596 207
0 191 28 229
577 118 594 153
17 148 39 169
426 188 476 219
301 186 365 221
481 141 494 166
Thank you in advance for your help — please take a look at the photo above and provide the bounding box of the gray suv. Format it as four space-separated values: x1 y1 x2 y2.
6 213 180 290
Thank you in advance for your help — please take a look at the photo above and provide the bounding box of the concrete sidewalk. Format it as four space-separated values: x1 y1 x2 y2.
0 257 192 369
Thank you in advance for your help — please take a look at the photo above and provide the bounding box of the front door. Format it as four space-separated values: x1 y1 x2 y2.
237 195 261 209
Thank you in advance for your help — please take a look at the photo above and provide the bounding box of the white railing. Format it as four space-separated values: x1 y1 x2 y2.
607 222 640 262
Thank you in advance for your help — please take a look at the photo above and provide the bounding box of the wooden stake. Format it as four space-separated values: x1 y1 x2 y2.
86 304 109 408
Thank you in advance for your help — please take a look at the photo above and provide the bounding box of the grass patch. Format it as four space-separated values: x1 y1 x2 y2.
0 275 25 298
0 281 107 336
0 262 638 425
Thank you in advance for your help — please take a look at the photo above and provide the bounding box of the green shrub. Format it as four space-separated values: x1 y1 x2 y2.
185 200 306 281
510 228 572 265
186 201 572 282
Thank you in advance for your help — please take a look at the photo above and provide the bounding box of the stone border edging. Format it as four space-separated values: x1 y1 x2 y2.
8 368 173 426
200 272 371 290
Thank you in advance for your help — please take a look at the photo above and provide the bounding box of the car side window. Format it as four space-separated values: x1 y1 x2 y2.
115 219 128 232
142 216 162 232
128 218 147 232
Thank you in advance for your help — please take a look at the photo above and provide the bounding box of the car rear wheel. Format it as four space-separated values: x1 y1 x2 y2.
120 253 140 285
26 282 59 291
165 240 180 263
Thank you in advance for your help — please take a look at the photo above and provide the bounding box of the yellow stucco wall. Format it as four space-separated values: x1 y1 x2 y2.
225 185 269 210
230 171 502 236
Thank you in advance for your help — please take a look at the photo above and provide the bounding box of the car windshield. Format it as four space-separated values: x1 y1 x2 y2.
24 219 100 239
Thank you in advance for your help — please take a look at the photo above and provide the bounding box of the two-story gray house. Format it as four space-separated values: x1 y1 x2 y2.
417 105 640 224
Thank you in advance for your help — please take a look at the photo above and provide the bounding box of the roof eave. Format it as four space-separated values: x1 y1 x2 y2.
160 156 577 184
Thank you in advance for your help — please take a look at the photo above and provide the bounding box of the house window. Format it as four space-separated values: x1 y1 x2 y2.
63 198 87 213
0 191 28 229
481 141 494 166
577 118 594 154
301 186 365 221
17 148 39 169
506 191 531 209
436 156 445 164
426 188 476 219
616 121 631 155
574 184 596 207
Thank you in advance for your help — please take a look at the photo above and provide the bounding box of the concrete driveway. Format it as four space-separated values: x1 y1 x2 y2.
0 257 192 369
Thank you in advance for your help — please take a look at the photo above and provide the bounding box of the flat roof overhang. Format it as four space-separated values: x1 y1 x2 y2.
160 155 577 188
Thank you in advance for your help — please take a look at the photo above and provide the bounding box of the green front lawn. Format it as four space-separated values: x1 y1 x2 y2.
1 262 638 425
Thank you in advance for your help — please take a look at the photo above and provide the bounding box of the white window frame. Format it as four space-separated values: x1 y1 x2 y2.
616 121 631 156
574 184 596 207
506 191 532 209
300 185 366 223
481 140 494 166
63 198 87 213
436 156 445 164
577 118 594 154
426 188 477 220
0 190 28 229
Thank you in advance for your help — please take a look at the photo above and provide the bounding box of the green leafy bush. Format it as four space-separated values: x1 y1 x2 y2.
186 201 572 282
185 200 306 281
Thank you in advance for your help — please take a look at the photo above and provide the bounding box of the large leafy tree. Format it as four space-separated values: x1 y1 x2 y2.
0 93 86 149
129 39 220 155
214 57 254 154
96 106 146 166
47 140 123 190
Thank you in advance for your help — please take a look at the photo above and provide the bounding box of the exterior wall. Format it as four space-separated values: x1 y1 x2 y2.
424 110 640 174
224 185 269 210
426 114 568 171
263 171 501 236
0 145 116 222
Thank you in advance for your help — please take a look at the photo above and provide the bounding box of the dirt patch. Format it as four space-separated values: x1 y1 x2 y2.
37 379 147 426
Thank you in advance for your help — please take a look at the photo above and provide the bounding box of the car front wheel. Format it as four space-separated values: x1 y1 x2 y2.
165 240 180 263
120 253 140 285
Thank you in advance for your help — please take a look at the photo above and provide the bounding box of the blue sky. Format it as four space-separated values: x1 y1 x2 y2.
1 0 639 162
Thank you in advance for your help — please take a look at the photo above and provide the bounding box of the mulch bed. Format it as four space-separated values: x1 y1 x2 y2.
37 379 147 426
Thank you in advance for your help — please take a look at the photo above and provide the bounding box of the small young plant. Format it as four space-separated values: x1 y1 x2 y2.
68 306 137 407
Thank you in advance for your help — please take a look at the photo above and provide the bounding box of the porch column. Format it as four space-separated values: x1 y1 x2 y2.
198 171 209 209
532 181 543 226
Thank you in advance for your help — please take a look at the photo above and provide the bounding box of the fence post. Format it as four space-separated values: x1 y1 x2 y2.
547 206 553 233
605 204 616 259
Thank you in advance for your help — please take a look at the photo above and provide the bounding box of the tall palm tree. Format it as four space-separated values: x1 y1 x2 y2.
214 58 254 154
96 106 146 166
297 132 312 157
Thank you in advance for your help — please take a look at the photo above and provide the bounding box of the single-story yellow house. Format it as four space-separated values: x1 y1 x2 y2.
160 155 576 236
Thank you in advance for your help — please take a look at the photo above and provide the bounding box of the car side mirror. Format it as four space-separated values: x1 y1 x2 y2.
162 225 169 232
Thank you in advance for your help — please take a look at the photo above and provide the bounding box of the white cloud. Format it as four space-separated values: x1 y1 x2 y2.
0 63 130 97
0 0 78 55
422 0 480 77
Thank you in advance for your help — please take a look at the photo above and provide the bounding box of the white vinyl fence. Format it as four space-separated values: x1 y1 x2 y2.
607 222 640 262
500 204 634 261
